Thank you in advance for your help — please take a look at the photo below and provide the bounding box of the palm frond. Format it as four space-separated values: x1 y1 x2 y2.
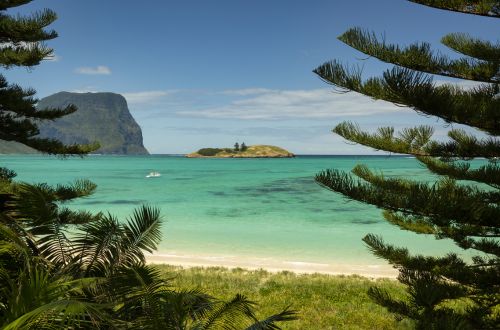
199 294 257 330
122 205 162 264
245 307 298 330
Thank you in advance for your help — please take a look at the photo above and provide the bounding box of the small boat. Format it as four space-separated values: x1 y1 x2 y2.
146 171 161 178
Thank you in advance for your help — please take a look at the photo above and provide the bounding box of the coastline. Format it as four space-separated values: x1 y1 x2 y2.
146 252 398 279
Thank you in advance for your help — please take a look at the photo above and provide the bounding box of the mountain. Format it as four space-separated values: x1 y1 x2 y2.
186 145 295 158
0 92 149 154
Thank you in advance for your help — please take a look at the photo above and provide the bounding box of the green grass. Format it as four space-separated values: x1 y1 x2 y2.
157 265 414 329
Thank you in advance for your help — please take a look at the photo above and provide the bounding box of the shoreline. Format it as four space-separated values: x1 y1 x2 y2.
146 252 398 279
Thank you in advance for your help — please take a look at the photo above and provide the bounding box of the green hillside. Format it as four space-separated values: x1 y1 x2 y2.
0 92 148 154
187 145 295 158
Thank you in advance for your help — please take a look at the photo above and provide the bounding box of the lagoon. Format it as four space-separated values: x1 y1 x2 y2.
2 154 476 277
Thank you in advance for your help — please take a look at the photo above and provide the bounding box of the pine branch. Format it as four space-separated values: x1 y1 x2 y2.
442 33 500 63
333 122 500 159
314 62 500 135
315 168 500 228
0 43 53 67
417 156 500 188
0 75 77 120
0 9 58 43
363 234 500 290
22 137 100 156
383 211 437 235
425 129 500 159
338 28 498 82
367 287 417 319
0 75 99 155
408 0 500 17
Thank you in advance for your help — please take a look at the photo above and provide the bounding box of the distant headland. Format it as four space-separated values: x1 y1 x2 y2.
186 144 295 158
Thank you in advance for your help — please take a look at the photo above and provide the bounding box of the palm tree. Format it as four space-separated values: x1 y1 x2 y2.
0 178 296 329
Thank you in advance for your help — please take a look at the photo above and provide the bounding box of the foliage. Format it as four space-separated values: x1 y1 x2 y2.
198 148 224 156
409 0 500 17
24 92 148 155
235 142 240 151
0 0 98 155
241 142 248 152
0 178 296 329
159 265 413 330
314 1 499 329
0 167 16 181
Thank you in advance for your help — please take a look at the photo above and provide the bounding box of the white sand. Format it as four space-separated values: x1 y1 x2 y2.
146 252 398 279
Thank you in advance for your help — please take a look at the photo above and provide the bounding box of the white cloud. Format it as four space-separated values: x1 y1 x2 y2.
122 90 178 105
179 88 405 120
75 65 111 75
220 88 273 96
70 87 100 93
434 79 484 89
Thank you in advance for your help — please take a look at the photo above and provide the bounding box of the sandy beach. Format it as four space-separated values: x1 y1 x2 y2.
146 252 398 279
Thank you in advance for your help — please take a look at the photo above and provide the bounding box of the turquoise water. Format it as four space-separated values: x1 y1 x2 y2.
1 155 475 271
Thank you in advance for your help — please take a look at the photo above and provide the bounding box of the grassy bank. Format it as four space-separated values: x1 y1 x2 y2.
157 265 413 329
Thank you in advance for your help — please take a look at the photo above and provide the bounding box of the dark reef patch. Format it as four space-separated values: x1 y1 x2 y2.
351 219 378 225
81 199 146 205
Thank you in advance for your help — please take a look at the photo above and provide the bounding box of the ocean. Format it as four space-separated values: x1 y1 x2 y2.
2 155 476 275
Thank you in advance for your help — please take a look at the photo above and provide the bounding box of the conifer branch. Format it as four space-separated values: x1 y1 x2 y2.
315 168 499 228
363 234 499 290
417 156 500 188
442 33 500 63
409 0 500 17
314 62 500 134
0 9 57 43
338 28 498 82
333 122 500 159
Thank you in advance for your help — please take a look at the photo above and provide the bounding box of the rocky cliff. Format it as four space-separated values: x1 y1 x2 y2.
0 92 149 154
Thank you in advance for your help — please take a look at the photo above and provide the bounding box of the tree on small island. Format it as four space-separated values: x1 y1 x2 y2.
234 142 240 151
241 142 248 151
314 0 499 328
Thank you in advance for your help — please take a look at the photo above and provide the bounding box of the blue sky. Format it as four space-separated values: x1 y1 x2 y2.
4 0 497 154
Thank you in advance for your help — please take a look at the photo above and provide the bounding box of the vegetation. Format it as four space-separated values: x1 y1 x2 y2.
197 147 225 156
0 1 295 328
235 142 240 151
0 2 97 156
0 183 295 328
157 265 413 330
314 0 499 328
0 91 149 155
241 142 248 152
35 92 148 154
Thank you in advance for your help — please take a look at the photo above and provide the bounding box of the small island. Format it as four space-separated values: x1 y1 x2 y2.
186 144 295 158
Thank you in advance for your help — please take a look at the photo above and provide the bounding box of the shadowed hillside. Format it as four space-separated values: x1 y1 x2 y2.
0 92 148 154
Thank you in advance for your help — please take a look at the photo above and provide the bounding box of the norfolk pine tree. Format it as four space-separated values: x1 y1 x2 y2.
314 0 499 328
0 0 98 157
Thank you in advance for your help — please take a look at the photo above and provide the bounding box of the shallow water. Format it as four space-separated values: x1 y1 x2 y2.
2 154 477 271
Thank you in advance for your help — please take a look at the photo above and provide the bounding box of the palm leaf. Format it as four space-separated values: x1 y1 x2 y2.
73 214 122 276
245 307 298 330
198 294 257 330
2 299 110 330
122 205 162 264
